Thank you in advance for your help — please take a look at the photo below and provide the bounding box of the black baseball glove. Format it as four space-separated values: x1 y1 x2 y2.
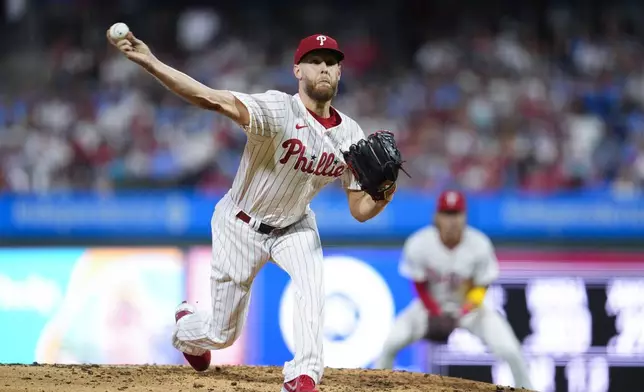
425 314 458 343
342 131 410 201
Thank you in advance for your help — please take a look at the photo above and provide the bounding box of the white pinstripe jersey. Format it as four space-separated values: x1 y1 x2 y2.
399 225 500 314
228 90 365 228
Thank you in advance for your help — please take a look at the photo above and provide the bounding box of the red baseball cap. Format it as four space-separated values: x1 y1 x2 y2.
437 190 466 213
294 34 345 64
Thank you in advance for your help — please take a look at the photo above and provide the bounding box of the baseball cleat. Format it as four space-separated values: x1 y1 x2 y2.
281 375 318 392
175 301 211 372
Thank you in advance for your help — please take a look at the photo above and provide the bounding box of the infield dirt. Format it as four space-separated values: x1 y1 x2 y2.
0 364 531 392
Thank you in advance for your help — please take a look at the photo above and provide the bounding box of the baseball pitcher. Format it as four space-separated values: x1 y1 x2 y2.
374 190 534 390
107 30 407 392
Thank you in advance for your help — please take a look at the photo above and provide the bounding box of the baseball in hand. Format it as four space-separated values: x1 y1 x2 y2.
109 22 130 41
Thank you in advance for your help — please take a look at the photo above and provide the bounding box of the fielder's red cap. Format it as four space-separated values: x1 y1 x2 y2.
437 190 466 213
294 34 345 64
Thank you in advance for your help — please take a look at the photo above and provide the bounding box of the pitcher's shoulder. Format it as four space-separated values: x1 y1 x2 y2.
335 109 359 126
335 111 366 137
265 89 294 102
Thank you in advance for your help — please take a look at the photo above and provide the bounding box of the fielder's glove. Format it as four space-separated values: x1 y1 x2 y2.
342 131 410 201
425 314 458 344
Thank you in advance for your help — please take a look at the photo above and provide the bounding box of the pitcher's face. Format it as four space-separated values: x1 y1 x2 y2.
294 50 341 102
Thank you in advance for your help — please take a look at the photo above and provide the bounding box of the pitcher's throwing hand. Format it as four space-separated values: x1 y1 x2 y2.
106 28 155 67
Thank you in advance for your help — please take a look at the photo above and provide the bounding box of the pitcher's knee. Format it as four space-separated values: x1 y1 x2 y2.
175 334 237 351
172 331 209 356
207 326 242 350
210 335 236 349
173 325 240 351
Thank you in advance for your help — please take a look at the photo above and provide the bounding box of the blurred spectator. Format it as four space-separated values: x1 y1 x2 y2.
2 1 644 195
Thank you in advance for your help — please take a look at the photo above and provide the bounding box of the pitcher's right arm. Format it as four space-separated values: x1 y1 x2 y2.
107 29 250 128
142 59 249 126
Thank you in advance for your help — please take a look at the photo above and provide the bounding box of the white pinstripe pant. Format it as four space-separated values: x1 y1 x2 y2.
172 193 325 384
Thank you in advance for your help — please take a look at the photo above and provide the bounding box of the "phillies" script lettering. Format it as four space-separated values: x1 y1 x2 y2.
279 138 345 177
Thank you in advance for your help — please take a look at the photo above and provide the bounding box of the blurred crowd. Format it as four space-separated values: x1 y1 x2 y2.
1 1 644 195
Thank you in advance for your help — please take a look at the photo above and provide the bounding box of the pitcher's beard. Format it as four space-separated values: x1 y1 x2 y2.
304 80 337 103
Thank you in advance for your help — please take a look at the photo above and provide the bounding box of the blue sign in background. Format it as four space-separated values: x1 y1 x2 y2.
1 189 643 242
0 248 188 365
247 247 426 371
0 249 83 363
0 246 425 370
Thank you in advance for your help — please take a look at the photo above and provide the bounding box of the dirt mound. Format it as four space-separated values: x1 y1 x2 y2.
0 363 527 392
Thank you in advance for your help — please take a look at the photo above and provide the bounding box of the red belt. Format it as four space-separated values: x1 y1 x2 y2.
235 211 277 235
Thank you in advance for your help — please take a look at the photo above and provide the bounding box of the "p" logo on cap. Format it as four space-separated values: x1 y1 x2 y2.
316 35 327 46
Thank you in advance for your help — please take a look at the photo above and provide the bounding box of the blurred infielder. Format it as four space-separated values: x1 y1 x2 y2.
107 30 401 392
374 190 533 390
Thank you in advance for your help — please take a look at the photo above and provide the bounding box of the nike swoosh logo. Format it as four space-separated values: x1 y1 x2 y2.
295 124 308 130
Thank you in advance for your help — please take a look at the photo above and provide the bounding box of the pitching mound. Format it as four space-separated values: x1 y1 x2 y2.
0 364 527 392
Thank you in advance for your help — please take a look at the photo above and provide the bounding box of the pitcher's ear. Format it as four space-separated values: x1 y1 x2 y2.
294 64 302 80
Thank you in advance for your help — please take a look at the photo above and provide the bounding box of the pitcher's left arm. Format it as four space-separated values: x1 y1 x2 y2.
345 186 395 222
